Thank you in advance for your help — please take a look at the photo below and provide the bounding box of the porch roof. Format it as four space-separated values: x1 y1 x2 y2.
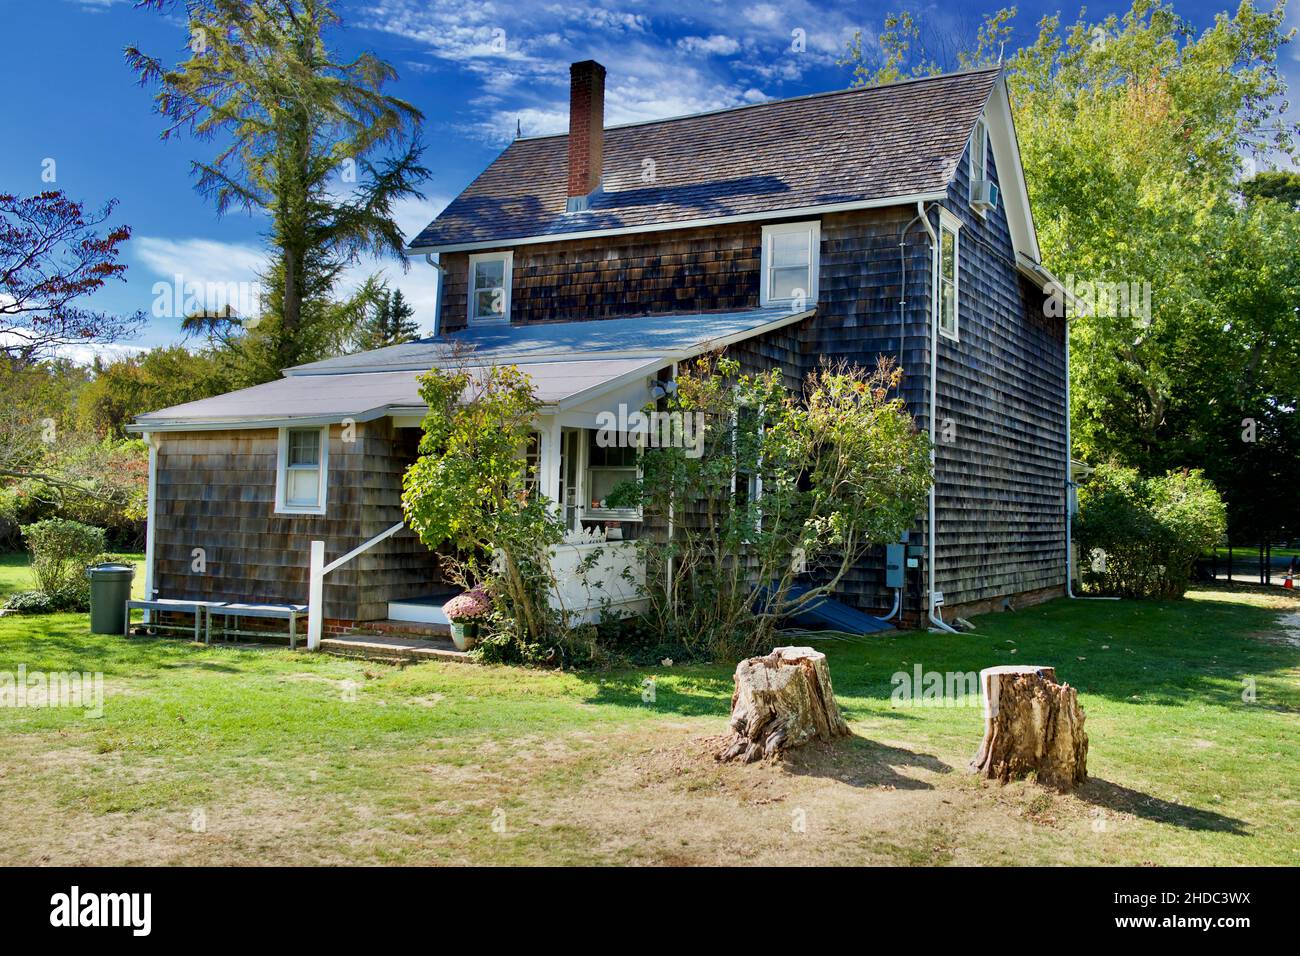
286 304 812 375
128 357 662 432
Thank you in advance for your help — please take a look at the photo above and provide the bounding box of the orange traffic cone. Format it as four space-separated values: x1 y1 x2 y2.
1285 559 1295 590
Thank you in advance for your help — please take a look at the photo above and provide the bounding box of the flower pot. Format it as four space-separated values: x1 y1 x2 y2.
449 620 480 651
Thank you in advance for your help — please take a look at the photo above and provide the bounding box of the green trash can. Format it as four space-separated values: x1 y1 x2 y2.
86 563 135 635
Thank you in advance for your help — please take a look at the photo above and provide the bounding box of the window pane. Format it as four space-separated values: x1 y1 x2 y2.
940 280 956 333
770 230 810 267
941 230 956 281
474 289 504 318
770 265 809 301
287 467 319 506
472 258 504 290
288 429 319 466
588 467 637 507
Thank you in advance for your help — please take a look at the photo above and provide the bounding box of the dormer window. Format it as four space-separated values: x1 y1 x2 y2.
760 221 820 308
968 117 998 214
468 251 512 324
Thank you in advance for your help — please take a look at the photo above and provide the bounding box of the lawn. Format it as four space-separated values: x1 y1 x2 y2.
0 551 1296 865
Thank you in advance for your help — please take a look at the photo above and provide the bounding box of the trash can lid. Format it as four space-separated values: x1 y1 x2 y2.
85 563 135 576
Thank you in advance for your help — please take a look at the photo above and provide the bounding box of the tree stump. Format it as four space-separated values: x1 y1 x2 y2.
717 647 850 762
969 665 1088 789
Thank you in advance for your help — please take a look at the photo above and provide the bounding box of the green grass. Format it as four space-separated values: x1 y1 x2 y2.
0 551 147 601
0 578 1295 865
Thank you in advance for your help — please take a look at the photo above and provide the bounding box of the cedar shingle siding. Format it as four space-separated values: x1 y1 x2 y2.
928 143 1067 607
440 222 761 332
153 420 441 622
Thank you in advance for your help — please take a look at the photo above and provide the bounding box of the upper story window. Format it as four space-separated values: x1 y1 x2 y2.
969 117 988 184
276 425 328 515
760 221 820 308
936 210 961 341
468 251 512 324
968 117 998 214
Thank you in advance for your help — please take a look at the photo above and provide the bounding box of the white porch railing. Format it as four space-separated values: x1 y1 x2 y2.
305 521 405 650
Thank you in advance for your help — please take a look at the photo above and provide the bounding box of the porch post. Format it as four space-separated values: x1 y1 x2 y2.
538 417 563 509
307 540 324 650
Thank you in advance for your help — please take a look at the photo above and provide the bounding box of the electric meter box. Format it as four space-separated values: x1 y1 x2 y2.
885 543 906 589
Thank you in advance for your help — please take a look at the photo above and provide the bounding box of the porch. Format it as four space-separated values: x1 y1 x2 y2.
125 306 813 651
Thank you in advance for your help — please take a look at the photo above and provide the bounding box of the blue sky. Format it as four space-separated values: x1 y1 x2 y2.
3 0 1296 359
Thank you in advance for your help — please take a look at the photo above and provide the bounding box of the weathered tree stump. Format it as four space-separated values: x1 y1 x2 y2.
969 665 1088 789
717 646 850 763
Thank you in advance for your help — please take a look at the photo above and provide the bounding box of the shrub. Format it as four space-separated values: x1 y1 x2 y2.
20 518 107 609
3 590 56 614
633 356 931 660
1074 465 1227 598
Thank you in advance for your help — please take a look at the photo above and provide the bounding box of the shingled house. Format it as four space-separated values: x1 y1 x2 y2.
130 61 1069 641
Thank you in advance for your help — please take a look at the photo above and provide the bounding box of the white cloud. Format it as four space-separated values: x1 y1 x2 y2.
676 35 741 57
134 236 268 288
360 0 872 147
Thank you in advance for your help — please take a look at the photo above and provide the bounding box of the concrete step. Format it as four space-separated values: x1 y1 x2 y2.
319 630 469 664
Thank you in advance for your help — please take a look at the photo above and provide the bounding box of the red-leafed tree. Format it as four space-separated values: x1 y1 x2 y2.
0 191 144 366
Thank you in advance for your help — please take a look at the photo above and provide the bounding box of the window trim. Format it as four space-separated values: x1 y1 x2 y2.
759 220 820 307
467 250 513 325
968 116 989 215
275 425 329 516
935 208 962 343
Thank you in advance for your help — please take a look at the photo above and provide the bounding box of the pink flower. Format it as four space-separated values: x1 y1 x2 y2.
443 587 491 621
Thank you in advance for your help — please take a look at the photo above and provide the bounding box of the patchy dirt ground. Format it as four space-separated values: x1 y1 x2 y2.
2 586 1296 866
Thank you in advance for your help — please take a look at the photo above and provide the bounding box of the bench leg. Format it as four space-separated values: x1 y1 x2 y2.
206 610 211 645
289 613 296 651
124 602 130 638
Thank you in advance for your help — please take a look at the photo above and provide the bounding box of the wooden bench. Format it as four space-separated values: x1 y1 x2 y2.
208 603 310 649
124 599 226 642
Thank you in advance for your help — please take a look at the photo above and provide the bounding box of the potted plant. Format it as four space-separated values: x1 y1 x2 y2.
442 587 490 651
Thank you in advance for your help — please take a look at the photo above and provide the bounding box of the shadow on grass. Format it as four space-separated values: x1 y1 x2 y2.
781 734 951 791
1078 777 1250 835
574 668 735 718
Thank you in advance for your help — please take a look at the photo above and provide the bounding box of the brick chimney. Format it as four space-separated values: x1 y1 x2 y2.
566 60 605 211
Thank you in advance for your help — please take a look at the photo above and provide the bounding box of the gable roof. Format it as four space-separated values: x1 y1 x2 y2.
409 67 1002 253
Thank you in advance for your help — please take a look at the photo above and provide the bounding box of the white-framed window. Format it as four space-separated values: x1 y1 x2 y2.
759 221 819 307
467 251 512 324
936 209 961 342
275 425 329 515
968 116 989 210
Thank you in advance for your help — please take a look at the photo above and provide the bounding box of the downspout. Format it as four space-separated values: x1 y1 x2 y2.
1062 307 1119 601
425 253 444 337
917 203 958 633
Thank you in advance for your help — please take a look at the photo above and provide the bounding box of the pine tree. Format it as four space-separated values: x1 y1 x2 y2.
127 0 428 378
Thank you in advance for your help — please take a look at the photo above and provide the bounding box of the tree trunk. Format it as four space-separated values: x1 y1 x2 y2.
718 646 850 762
969 665 1088 790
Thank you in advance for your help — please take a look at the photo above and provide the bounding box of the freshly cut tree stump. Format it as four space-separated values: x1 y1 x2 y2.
969 665 1088 789
717 647 850 763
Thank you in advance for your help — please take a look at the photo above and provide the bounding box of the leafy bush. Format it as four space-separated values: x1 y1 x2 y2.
3 590 56 614
633 357 932 660
1074 465 1227 598
20 518 107 608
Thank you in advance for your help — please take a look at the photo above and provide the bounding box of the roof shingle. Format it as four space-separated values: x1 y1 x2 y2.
410 68 1000 250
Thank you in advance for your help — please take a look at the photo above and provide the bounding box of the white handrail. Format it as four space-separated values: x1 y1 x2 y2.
306 521 406 650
